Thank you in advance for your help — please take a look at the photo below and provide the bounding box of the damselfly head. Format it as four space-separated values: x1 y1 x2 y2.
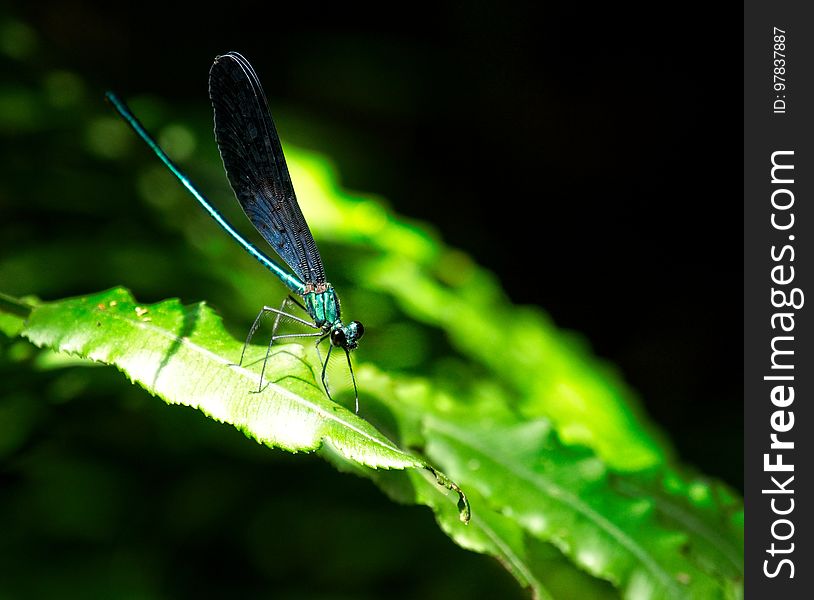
330 320 365 351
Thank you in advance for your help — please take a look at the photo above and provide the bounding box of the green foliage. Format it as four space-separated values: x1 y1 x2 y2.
0 32 742 596
4 280 742 598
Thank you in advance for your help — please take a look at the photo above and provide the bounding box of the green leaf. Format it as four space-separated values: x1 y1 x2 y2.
610 469 744 584
17 287 470 523
315 363 743 598
420 416 742 599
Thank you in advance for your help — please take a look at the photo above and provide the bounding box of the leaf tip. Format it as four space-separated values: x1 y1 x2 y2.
424 465 471 524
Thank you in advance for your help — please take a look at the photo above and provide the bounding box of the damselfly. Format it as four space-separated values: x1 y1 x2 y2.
106 52 364 411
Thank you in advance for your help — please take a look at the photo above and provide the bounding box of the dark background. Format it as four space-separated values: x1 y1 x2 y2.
2 1 742 597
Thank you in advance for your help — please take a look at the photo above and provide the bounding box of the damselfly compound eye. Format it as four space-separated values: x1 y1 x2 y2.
330 328 347 347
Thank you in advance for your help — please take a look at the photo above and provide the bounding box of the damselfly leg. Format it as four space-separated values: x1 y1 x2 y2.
239 295 360 411
315 336 360 414
239 296 320 392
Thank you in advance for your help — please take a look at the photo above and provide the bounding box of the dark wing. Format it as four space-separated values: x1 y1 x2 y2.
209 52 325 285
